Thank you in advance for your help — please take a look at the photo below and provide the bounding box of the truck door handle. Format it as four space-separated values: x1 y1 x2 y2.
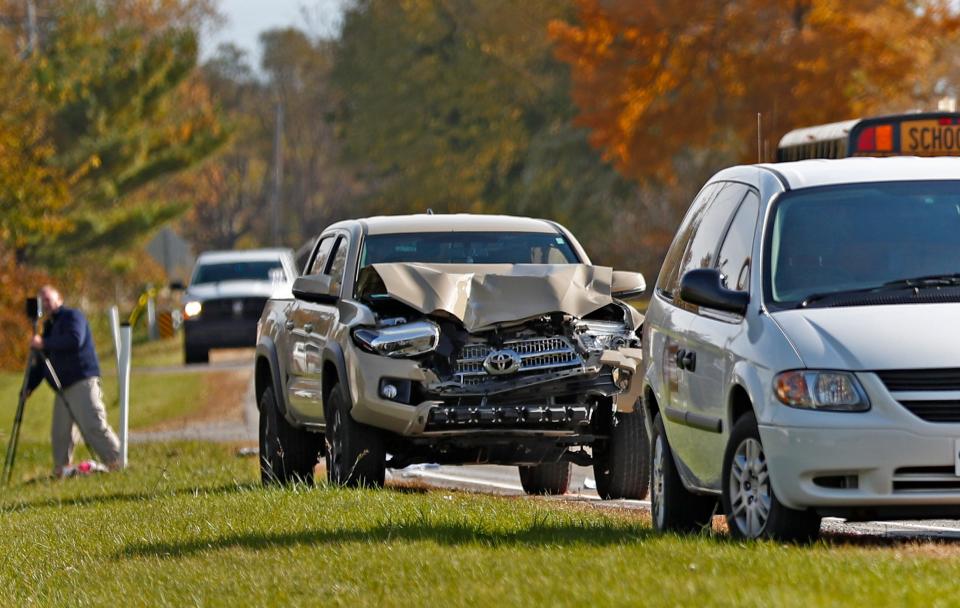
285 321 295 330
303 323 314 333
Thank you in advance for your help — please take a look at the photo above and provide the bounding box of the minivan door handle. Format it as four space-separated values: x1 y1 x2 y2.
681 350 697 373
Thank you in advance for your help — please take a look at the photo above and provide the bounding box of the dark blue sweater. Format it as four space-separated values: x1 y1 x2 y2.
27 306 101 392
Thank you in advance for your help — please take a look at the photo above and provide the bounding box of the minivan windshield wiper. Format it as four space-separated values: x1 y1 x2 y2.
798 274 960 308
881 273 960 288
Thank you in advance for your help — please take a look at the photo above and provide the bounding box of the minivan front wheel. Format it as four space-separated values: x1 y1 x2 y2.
721 412 821 542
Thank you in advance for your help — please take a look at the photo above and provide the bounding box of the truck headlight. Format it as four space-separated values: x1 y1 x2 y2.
774 371 870 411
352 321 439 358
184 301 202 319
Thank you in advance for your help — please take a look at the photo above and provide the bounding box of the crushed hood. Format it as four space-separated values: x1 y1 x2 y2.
358 263 614 331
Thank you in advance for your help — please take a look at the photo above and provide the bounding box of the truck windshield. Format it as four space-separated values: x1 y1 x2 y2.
767 180 960 306
360 231 580 266
192 261 284 285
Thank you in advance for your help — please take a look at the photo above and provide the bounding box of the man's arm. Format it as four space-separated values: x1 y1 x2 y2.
42 310 85 352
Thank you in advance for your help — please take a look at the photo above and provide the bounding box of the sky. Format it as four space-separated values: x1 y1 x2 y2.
202 0 345 67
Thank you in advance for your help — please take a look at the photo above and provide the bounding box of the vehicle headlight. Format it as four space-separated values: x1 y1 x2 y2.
774 370 870 411
184 301 202 319
352 321 439 358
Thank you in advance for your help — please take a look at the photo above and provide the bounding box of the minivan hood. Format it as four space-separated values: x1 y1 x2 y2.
184 280 282 301
358 263 614 332
771 304 960 370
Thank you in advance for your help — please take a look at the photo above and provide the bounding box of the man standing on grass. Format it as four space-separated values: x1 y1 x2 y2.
26 285 121 477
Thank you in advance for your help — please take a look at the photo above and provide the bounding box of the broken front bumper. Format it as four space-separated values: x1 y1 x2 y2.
345 344 644 437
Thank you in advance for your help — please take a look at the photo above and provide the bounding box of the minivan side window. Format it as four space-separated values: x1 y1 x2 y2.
308 236 336 275
656 182 721 299
716 191 760 292
676 183 750 297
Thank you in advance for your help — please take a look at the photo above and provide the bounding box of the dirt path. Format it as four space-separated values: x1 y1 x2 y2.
130 357 257 444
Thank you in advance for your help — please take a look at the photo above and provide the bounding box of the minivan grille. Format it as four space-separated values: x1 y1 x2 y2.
878 369 960 423
876 368 960 392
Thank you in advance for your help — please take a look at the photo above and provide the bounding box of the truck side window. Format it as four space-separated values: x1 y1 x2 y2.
308 237 336 275
716 191 760 292
327 236 349 296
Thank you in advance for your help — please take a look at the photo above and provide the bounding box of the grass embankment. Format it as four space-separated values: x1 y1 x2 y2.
3 443 960 606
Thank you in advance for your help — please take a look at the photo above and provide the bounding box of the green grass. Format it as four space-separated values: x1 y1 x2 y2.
2 442 960 606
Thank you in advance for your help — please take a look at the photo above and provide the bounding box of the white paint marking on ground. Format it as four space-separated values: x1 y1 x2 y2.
406 469 652 508
405 470 525 492
869 521 960 534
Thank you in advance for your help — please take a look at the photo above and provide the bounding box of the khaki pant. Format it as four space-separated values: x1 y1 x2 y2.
51 377 121 472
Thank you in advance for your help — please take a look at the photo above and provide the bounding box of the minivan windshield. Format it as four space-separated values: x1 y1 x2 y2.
360 232 580 266
767 180 960 306
192 261 284 285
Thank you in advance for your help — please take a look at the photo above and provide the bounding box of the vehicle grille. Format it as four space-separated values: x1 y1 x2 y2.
454 337 583 385
877 369 960 423
893 466 960 493
876 368 960 391
199 297 268 321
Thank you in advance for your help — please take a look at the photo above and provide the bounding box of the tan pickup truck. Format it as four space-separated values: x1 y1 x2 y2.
255 214 648 498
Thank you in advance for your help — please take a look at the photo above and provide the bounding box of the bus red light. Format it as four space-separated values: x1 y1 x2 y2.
856 126 876 151
939 117 953 126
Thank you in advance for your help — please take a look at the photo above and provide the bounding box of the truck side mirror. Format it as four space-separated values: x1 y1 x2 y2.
612 271 646 300
292 274 338 304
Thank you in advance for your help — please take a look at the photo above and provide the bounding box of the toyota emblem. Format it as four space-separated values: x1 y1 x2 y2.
483 349 522 375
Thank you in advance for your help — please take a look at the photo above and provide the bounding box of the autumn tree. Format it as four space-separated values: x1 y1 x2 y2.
550 0 960 184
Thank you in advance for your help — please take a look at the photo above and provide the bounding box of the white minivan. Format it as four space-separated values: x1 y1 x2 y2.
641 157 960 541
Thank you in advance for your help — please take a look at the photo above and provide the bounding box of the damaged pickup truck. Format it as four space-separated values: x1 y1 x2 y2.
255 214 648 498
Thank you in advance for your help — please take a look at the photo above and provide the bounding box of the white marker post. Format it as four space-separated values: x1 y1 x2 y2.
109 306 121 368
117 323 132 469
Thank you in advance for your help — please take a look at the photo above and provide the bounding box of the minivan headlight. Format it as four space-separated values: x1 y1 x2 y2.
774 370 870 411
352 321 439 358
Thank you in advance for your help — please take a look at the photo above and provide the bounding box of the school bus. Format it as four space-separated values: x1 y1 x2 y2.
777 112 960 161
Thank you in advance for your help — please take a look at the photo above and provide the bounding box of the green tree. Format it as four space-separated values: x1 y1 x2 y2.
14 0 225 267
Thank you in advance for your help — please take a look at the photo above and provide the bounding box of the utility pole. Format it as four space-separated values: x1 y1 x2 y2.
270 101 284 247
24 0 37 54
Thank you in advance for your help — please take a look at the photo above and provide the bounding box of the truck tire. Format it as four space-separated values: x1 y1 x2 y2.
593 409 650 499
259 386 323 485
518 462 572 495
651 413 716 533
325 382 385 487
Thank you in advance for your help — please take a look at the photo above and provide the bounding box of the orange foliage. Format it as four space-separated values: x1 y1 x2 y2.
550 0 960 182
0 250 51 370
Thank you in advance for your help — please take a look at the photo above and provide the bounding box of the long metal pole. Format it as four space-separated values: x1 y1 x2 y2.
270 101 284 246
118 324 132 469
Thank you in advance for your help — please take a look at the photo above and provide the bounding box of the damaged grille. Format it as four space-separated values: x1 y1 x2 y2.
454 337 583 385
